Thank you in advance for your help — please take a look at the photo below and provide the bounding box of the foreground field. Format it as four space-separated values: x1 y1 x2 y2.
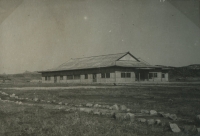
0 84 200 136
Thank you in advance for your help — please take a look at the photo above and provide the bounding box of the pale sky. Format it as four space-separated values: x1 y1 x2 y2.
0 0 200 74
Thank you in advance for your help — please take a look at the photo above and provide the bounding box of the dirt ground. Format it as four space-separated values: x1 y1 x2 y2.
0 83 200 136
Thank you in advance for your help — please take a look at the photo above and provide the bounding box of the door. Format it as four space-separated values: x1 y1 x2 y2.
54 76 57 83
93 74 97 82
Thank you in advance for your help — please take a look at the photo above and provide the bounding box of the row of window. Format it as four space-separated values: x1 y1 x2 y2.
101 73 110 78
149 73 165 79
44 73 132 81
121 73 131 78
44 72 165 81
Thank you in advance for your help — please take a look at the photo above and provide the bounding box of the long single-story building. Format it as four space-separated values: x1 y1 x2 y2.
38 52 169 83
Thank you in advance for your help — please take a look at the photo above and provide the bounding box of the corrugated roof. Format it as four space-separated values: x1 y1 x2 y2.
39 52 156 72
116 61 154 67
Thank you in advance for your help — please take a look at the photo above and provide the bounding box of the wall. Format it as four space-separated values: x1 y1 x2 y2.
97 73 116 83
148 71 169 82
41 67 169 83
115 71 135 83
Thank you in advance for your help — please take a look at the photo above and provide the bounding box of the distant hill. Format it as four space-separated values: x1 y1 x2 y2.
0 71 41 83
161 64 200 81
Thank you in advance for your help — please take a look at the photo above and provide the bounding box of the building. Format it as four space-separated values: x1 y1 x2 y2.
38 52 169 84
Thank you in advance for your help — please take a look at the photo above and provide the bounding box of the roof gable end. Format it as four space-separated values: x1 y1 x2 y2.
116 52 140 62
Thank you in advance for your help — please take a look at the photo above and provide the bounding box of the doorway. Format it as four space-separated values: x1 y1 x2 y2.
93 74 97 82
54 76 57 83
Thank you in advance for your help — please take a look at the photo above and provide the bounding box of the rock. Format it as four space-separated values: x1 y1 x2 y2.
169 123 181 133
150 110 157 116
10 94 15 97
127 113 135 121
33 98 39 102
54 105 65 110
111 104 119 110
197 115 200 121
98 109 109 115
70 107 77 111
147 119 155 125
138 118 146 123
158 112 164 116
183 125 196 133
155 119 161 125
86 103 93 107
120 105 127 111
169 114 177 120
15 96 18 99
65 103 68 105
18 101 22 105
114 113 130 120
58 102 62 105
105 105 110 109
162 113 170 118
2 92 8 95
52 100 56 103
197 128 200 133
65 109 71 112
47 101 50 103
80 108 93 113
101 105 105 108
93 111 101 115
108 111 116 117
127 109 131 112
94 104 99 108
141 110 149 114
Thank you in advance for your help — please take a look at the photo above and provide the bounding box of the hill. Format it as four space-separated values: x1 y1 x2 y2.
167 64 200 81
0 71 41 83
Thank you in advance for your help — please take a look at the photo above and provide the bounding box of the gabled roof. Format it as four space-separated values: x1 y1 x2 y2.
39 52 157 72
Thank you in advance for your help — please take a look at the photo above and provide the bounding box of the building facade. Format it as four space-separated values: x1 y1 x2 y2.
39 52 169 84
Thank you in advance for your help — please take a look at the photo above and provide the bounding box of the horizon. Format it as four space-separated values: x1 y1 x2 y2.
1 63 200 75
0 0 200 74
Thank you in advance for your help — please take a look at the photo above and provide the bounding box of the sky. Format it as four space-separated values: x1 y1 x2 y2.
0 0 200 74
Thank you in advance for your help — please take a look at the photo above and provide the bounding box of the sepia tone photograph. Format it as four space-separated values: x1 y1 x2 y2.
0 0 200 135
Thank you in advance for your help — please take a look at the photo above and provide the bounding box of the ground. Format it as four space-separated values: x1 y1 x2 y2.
0 83 200 136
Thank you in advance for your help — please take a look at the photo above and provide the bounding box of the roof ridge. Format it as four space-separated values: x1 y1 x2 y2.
71 52 128 60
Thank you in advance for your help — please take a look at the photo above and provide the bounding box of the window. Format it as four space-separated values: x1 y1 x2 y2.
106 73 110 78
121 73 126 78
60 76 63 80
126 73 131 78
149 72 158 79
67 75 73 80
162 73 165 78
45 76 47 81
149 73 153 79
74 75 80 79
85 74 88 79
47 76 51 81
101 73 105 78
101 73 110 78
121 72 131 78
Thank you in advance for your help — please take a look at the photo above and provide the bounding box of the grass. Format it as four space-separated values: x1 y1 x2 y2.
0 102 181 136
0 84 200 135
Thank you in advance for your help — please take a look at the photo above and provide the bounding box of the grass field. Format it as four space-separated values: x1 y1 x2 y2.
0 83 200 136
